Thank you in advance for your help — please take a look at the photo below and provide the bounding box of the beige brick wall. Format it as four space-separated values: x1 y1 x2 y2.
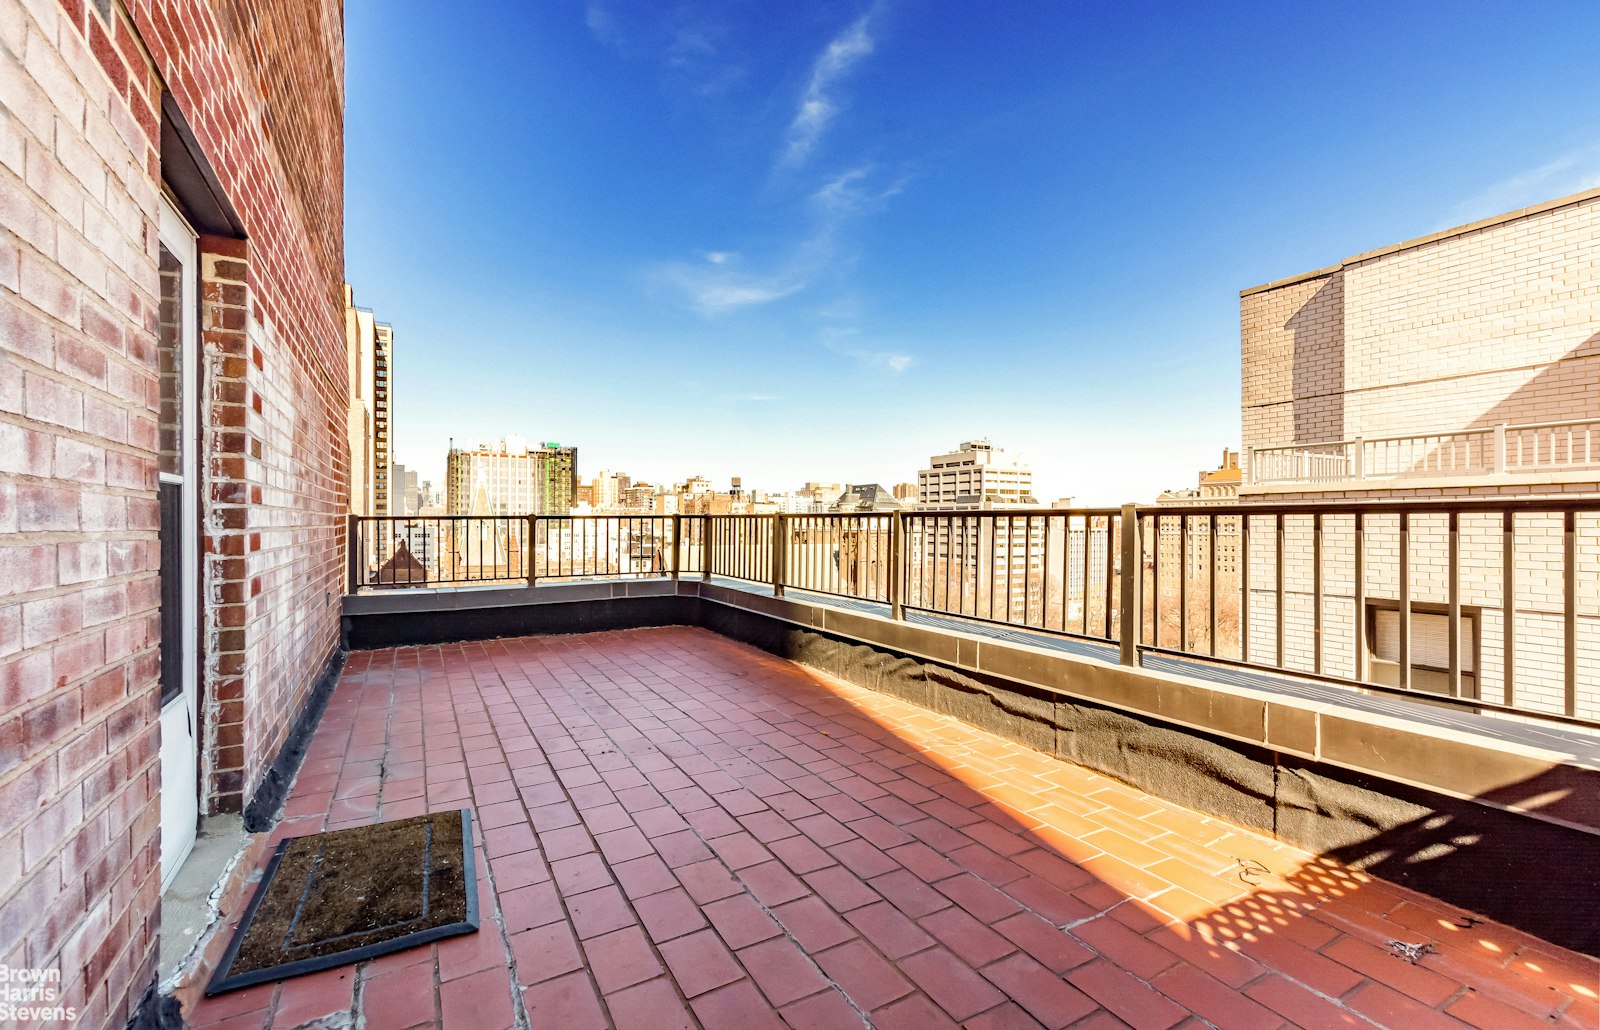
1241 190 1600 472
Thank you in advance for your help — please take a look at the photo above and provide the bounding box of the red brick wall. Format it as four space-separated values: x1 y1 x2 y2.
0 0 346 1024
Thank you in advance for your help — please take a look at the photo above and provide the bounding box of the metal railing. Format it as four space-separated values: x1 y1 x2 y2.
1247 418 1600 486
350 500 1600 729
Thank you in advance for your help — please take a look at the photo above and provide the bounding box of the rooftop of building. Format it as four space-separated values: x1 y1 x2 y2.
177 628 1599 1029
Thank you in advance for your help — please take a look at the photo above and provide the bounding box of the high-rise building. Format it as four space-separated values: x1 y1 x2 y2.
343 287 396 520
344 287 395 573
373 323 393 518
914 441 1042 619
446 437 579 516
391 462 422 516
916 440 1038 510
892 482 919 504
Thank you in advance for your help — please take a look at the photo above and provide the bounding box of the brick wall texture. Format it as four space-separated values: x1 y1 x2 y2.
1242 190 1600 466
0 0 345 1026
1226 197 1600 720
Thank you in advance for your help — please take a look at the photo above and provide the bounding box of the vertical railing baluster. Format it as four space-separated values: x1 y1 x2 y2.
1275 513 1285 669
1313 512 1323 675
1241 514 1251 664
1103 514 1114 640
1118 505 1141 666
1179 514 1189 652
1151 513 1162 648
890 510 904 620
1448 511 1461 697
1399 512 1411 692
1564 509 1577 717
527 515 537 588
1354 512 1366 680
1208 513 1218 656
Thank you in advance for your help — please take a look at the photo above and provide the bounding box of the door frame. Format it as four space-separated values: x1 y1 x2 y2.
157 193 201 891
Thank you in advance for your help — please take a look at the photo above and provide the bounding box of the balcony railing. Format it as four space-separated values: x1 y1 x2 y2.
350 499 1600 730
1247 418 1600 486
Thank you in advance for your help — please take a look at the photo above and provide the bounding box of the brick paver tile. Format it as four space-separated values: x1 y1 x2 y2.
741 860 812 907
1345 982 1466 1030
510 920 585 985
1066 959 1186 1030
981 953 1098 1029
660 928 746 998
919 906 1017 967
522 971 608 1030
691 979 787 1030
873 992 963 1029
738 936 831 1006
360 967 438 1030
678 857 746 903
816 939 915 1011
803 865 881 912
438 966 515 1030
605 976 697 1030
1243 974 1369 1029
268 966 356 1030
962 1001 1049 1030
778 989 863 1030
704 892 785 949
635 886 710 943
1322 936 1458 1006
773 896 857 952
584 924 664 994
1071 914 1180 981
900 946 1008 1021
1151 963 1280 1030
845 900 936 959
567 884 636 939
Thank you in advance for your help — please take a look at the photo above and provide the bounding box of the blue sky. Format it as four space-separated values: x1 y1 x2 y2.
346 0 1600 505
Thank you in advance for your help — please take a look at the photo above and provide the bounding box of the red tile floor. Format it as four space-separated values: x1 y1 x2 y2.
181 627 1599 1029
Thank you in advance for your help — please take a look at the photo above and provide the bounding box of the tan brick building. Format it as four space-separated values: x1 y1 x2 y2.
1241 187 1600 496
1228 188 1600 718
0 1 347 1024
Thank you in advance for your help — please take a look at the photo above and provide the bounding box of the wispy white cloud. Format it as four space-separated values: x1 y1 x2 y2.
585 2 626 50
780 8 879 169
585 2 744 94
810 163 906 217
651 264 809 315
653 163 909 316
822 328 914 374
1445 145 1600 228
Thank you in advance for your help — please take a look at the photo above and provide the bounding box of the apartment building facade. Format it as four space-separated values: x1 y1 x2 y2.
0 1 348 1025
444 436 579 517
343 289 393 575
1227 188 1600 714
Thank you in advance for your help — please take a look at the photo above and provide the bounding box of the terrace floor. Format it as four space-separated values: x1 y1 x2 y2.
180 627 1598 1030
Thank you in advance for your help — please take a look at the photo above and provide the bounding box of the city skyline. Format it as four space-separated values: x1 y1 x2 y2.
345 0 1600 505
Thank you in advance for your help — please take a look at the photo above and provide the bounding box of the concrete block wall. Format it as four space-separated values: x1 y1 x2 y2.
0 0 345 1025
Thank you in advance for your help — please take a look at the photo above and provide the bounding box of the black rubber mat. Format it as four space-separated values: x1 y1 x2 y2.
206 809 478 994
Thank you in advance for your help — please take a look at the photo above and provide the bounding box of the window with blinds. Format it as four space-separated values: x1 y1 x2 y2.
1371 607 1476 673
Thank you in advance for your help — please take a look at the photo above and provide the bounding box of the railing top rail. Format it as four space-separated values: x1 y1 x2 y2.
1503 416 1600 431
352 508 1129 523
1141 496 1600 517
901 507 1125 518
1257 417 1600 456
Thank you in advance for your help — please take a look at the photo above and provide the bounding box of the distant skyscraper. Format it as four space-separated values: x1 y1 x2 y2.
344 286 395 573
343 286 395 521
